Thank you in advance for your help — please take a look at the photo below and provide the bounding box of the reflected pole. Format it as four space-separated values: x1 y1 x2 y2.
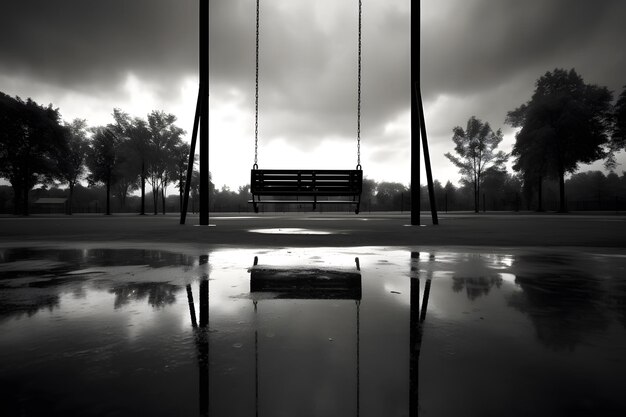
187 284 198 328
198 253 210 416
409 252 433 417
199 254 209 327
189 278 209 416
409 252 420 415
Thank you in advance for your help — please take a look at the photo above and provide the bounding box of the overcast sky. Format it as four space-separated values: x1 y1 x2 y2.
2 0 625 190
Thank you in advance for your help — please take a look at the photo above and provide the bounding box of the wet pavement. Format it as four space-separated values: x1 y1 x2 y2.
1 246 626 416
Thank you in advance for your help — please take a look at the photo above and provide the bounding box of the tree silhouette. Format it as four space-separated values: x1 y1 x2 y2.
507 69 613 212
145 111 185 215
375 182 408 210
0 93 66 215
112 110 152 215
611 85 626 157
109 109 141 211
172 142 192 213
86 127 121 215
445 116 508 213
57 119 89 215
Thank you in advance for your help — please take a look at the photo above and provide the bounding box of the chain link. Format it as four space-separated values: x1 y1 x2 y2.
356 0 362 169
254 0 361 170
254 0 260 168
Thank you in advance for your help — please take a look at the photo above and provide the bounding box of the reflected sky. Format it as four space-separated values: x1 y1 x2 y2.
248 228 335 235
1 247 625 416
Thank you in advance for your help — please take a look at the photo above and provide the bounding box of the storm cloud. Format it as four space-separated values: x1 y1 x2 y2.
1 0 625 187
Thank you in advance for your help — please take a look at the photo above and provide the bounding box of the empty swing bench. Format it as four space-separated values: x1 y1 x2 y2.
249 169 363 214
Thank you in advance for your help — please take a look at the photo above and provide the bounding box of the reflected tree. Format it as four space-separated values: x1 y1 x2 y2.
110 282 180 309
452 275 503 300
449 254 504 300
508 255 610 351
0 294 60 322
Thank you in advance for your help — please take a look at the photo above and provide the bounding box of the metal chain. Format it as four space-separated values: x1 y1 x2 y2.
356 0 362 169
254 0 260 168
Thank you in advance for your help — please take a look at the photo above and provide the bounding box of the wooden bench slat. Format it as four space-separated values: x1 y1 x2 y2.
253 169 359 174
250 168 362 214
255 174 357 181
253 183 360 189
248 199 357 204
252 192 358 197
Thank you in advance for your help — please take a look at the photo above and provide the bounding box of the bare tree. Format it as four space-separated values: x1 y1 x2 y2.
445 116 508 213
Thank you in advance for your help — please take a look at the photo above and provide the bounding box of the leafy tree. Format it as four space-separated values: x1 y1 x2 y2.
481 168 522 211
111 109 150 213
506 68 613 212
375 182 408 211
112 148 140 211
445 116 508 213
145 111 185 215
171 143 192 213
443 181 457 211
0 93 66 215
610 86 626 159
57 119 89 214
187 169 215 213
86 127 121 215
360 177 376 212
128 115 151 214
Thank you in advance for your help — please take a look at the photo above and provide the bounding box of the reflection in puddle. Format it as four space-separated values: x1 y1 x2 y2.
1 247 626 416
248 228 333 235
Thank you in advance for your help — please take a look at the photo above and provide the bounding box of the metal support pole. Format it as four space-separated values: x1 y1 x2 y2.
415 84 438 225
180 89 203 224
199 0 210 225
410 0 420 225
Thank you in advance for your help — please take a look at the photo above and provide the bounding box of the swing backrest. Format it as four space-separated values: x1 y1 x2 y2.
251 169 363 196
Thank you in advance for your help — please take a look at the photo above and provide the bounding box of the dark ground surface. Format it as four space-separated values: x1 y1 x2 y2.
1 212 625 250
2 212 626 416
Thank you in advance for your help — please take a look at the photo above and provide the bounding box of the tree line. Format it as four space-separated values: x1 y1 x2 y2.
0 92 191 215
2 169 626 215
1 67 625 215
445 68 626 212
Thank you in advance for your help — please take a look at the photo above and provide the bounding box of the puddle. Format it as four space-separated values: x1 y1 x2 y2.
248 228 334 235
1 247 625 416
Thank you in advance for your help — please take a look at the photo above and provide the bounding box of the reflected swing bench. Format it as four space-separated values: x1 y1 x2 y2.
250 168 363 214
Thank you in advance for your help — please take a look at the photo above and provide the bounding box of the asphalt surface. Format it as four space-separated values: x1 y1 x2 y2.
1 212 625 250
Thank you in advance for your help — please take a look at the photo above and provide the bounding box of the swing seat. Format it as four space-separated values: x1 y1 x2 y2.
249 169 363 214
